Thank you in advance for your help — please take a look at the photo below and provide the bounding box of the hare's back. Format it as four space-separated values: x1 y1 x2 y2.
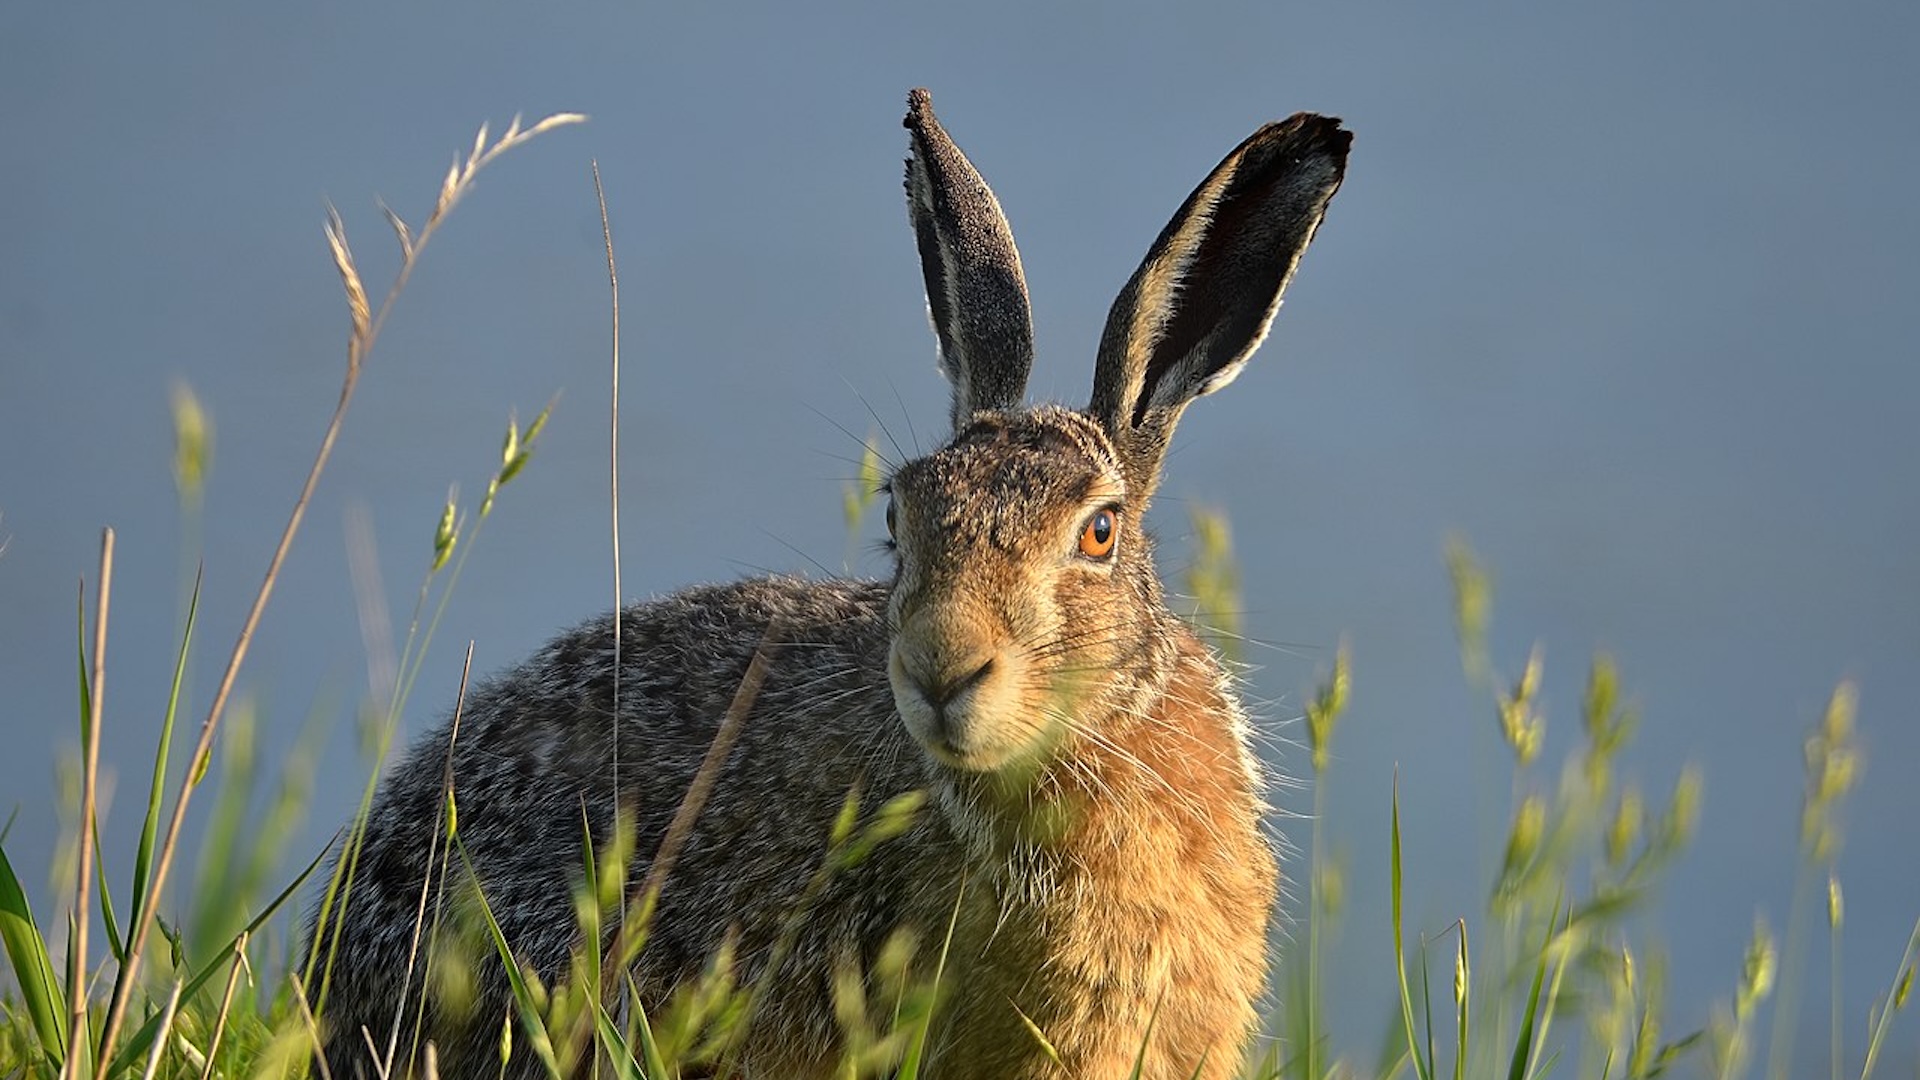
448 574 898 785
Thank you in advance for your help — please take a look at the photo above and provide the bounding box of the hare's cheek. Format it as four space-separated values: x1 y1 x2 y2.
1031 573 1126 666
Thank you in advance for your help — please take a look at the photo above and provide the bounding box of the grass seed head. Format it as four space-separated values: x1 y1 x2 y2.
432 493 458 572
1306 642 1351 773
1737 918 1776 1017
1801 679 1860 861
1607 786 1644 869
170 380 212 504
1445 536 1491 681
1496 648 1545 767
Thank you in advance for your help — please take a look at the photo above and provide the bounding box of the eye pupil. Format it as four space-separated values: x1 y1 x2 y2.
886 500 897 538
1078 508 1119 559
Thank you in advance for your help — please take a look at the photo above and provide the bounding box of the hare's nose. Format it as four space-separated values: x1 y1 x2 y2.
898 653 990 711
907 655 995 711
908 656 995 745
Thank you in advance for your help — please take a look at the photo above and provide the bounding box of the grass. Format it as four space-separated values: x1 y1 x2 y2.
2 111 1916 1080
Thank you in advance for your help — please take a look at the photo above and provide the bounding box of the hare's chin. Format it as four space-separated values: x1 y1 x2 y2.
892 695 999 771
889 677 1031 773
909 726 1025 773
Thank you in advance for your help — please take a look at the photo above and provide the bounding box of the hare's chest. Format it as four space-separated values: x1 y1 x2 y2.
932 823 1269 1078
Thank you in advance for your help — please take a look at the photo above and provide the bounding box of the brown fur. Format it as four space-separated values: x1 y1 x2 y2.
306 90 1348 1079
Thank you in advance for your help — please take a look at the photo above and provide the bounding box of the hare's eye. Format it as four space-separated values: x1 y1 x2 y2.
1078 508 1119 560
885 499 897 541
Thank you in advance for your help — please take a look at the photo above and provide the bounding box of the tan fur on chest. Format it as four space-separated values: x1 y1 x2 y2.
931 639 1276 1079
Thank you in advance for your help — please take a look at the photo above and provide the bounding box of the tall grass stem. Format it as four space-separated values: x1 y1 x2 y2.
62 528 114 1080
592 157 626 956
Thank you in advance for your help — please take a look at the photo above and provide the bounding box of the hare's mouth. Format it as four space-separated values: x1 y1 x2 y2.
888 644 1033 772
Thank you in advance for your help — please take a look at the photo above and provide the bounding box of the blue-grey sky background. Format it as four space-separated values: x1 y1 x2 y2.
2 1 1915 1072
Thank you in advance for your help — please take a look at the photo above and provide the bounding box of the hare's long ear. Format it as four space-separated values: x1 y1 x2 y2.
904 88 1035 432
1088 113 1350 499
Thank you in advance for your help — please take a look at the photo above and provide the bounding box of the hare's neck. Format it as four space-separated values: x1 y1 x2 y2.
928 629 1273 1069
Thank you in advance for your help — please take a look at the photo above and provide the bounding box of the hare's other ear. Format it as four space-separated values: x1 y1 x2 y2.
1089 113 1350 497
904 88 1035 432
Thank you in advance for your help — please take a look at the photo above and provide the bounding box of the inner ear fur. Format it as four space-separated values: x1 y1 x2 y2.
1088 113 1351 498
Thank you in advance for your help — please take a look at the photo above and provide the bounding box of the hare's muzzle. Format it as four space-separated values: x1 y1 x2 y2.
888 622 1026 771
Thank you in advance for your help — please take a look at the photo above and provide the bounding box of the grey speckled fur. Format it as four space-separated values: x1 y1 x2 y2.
309 89 1350 1080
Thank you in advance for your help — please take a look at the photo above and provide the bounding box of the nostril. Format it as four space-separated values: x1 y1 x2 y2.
914 655 996 708
952 656 994 697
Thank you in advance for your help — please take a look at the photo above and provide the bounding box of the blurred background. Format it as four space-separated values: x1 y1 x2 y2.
2 1 1915 1072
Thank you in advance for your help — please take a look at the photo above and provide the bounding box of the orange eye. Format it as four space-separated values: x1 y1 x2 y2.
1078 508 1119 559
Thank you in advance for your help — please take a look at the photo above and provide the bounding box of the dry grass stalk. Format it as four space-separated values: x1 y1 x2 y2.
60 528 114 1080
289 972 334 1080
603 628 778 981
591 157 626 944
197 931 250 1080
93 109 585 1068
135 980 183 1080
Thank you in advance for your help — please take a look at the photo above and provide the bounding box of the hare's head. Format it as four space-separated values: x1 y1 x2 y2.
883 89 1349 775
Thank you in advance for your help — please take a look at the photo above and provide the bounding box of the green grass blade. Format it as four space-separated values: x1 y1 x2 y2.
130 566 199 937
1505 900 1557 1080
1372 1001 1412 1080
578 808 603 1007
1642 1030 1704 1078
1830 876 1842 1080
626 971 671 1080
0 840 68 1065
458 840 563 1079
105 838 331 1075
187 702 257 962
75 567 183 1068
1523 903 1573 1080
592 1004 643 1080
1454 924 1469 1080
1125 995 1162 1079
1392 777 1433 1080
898 877 963 1080
1859 914 1920 1079
76 589 91 749
1418 935 1436 1076
90 819 124 961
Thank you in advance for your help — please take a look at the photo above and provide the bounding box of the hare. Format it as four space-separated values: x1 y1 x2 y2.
308 88 1349 1080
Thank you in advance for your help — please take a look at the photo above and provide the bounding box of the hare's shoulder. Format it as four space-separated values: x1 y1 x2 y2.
438 575 894 769
611 574 895 725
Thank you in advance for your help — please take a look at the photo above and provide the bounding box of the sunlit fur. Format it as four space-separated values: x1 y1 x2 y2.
310 89 1347 1080
881 405 1278 1077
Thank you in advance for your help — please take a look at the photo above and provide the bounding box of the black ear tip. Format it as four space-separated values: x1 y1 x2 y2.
905 87 935 130
1268 112 1354 166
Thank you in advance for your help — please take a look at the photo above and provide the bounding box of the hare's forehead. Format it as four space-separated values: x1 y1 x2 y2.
893 409 1123 515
